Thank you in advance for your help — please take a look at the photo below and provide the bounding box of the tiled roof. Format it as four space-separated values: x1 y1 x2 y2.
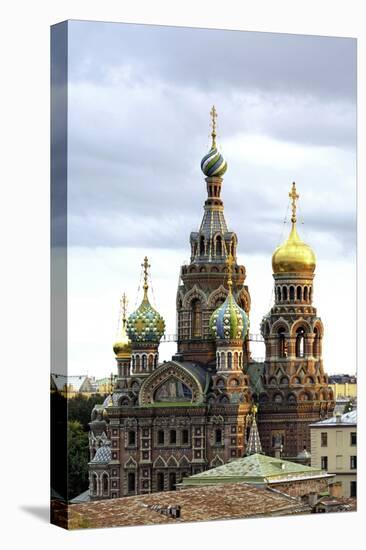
310 410 357 427
181 453 325 487
66 483 311 529
91 445 111 464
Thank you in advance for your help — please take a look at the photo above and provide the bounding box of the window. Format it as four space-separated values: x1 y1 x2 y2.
351 432 357 446
321 432 328 447
169 472 177 491
182 429 189 445
350 456 357 469
296 327 305 358
157 430 164 445
157 472 165 492
170 429 177 445
92 473 97 495
350 481 357 497
278 327 287 358
127 472 135 493
128 431 136 446
215 428 222 444
228 352 232 369
321 456 328 470
142 355 147 369
192 299 202 337
102 474 109 495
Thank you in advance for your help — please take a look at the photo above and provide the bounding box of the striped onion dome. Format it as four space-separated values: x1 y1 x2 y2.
209 292 249 340
126 295 165 343
201 145 227 177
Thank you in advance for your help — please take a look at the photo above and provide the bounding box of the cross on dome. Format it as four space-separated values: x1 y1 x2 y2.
289 182 299 224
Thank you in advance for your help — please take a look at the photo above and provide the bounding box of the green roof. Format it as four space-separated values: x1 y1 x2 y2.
181 453 325 487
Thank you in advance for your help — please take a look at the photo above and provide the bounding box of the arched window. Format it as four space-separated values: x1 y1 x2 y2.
132 356 136 370
277 287 282 302
102 473 109 496
309 287 312 302
220 352 225 370
154 355 158 369
157 472 165 492
148 354 153 369
217 353 221 369
92 473 97 495
274 393 283 404
278 327 287 358
296 327 306 358
199 235 205 255
215 428 222 444
289 286 295 300
128 472 135 493
304 286 308 302
296 286 302 300
239 352 242 368
228 352 232 369
283 286 288 301
216 235 223 256
192 299 202 338
135 355 140 369
142 355 147 369
280 376 289 386
169 472 177 491
234 352 238 369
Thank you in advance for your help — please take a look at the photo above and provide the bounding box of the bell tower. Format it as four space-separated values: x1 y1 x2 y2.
176 107 251 366
257 183 335 458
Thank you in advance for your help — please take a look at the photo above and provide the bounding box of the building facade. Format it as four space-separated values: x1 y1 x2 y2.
310 410 357 498
87 108 335 500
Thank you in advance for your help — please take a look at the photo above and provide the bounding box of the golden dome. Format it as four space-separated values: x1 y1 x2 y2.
272 182 316 275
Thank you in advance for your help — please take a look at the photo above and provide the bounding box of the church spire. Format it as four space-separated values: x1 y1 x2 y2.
142 256 150 302
246 405 263 456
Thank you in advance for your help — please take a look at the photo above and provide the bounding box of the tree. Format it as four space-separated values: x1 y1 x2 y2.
67 420 90 499
68 394 106 430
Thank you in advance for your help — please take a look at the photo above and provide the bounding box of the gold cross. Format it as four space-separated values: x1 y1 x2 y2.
142 256 150 299
289 182 299 224
120 292 128 323
226 253 234 292
210 105 217 147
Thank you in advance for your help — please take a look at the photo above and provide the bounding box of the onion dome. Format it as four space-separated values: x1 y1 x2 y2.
210 292 249 340
200 105 227 177
113 293 132 356
126 257 165 343
272 183 316 275
209 253 249 340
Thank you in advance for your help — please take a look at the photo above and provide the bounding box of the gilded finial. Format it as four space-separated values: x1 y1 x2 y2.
142 256 150 300
226 253 234 294
121 293 128 324
251 404 258 416
210 105 217 148
289 182 299 224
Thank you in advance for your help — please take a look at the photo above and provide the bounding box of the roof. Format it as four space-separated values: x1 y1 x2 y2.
310 410 357 427
181 453 326 487
90 445 111 464
51 374 91 392
70 490 91 504
65 483 311 529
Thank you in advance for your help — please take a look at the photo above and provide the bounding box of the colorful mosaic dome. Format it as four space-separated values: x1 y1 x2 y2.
127 296 165 343
201 146 227 177
209 292 249 340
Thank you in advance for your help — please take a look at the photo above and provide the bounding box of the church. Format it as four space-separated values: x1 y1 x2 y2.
88 107 335 500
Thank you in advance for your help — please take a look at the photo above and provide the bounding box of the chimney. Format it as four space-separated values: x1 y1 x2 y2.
336 411 342 423
308 492 318 507
329 482 342 498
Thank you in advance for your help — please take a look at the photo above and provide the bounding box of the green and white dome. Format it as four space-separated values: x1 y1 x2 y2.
127 296 165 343
210 293 249 340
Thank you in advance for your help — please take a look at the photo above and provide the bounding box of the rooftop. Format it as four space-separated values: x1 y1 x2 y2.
64 483 311 529
180 453 327 487
310 410 357 427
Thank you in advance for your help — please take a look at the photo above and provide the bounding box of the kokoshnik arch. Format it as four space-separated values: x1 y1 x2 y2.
87 107 335 500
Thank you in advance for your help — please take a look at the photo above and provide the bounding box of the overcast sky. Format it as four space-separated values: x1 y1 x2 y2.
66 20 356 378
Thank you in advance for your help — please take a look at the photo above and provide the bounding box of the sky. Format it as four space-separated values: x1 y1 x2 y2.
65 20 356 378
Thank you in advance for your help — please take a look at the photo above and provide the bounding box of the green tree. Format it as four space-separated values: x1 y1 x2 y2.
67 420 90 499
68 394 106 430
